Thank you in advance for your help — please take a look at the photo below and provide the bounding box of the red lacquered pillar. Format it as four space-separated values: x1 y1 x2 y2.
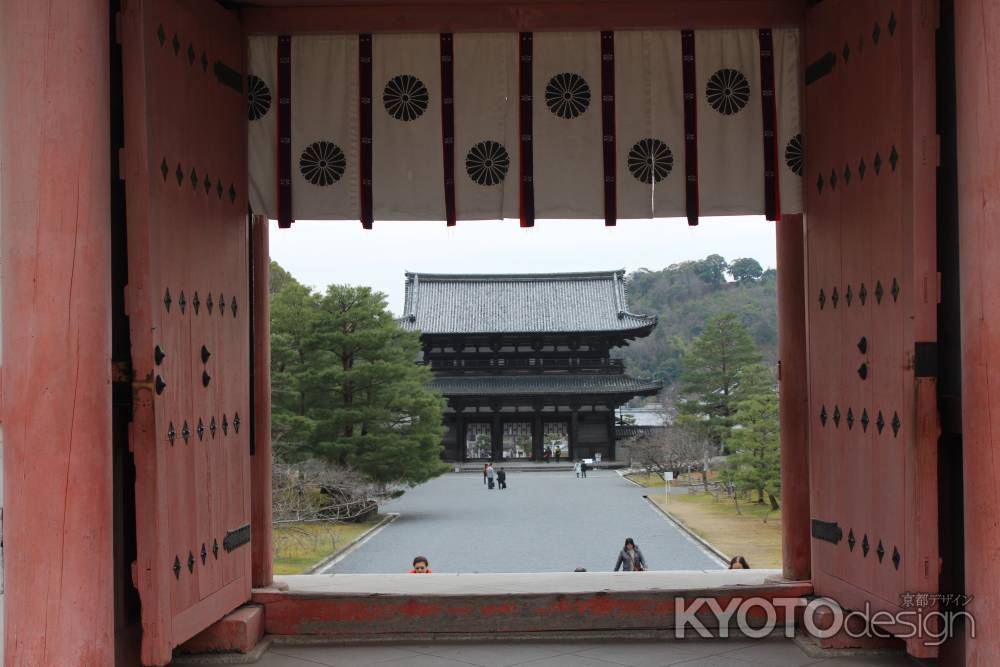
0 1 114 664
250 216 273 588
776 214 811 581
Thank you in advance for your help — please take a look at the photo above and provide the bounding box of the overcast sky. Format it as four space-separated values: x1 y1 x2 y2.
269 216 777 316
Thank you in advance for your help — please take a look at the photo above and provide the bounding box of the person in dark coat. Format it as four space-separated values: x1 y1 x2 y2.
614 537 647 572
497 467 507 490
482 463 489 485
580 460 588 478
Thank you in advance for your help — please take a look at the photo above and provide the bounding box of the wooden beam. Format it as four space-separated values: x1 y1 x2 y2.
240 0 805 35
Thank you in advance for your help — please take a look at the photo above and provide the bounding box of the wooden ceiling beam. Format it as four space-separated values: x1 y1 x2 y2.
238 0 806 35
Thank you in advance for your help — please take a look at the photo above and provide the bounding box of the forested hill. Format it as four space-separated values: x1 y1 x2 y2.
618 254 777 387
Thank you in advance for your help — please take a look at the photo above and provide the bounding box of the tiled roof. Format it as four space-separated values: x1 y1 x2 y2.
431 373 662 397
400 271 657 335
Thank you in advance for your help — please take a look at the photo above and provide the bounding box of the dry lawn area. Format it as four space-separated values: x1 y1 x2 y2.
273 519 381 574
625 471 719 488
650 492 782 568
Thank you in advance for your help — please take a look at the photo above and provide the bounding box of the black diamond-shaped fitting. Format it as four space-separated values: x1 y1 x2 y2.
231 297 238 317
859 283 868 305
172 33 180 56
888 11 897 36
847 408 855 430
833 405 841 427
187 43 196 65
832 286 840 308
858 336 868 354
233 413 241 433
156 375 167 395
862 534 870 557
842 42 850 63
861 409 870 432
873 22 881 44
229 183 237 204
892 546 900 569
222 414 229 436
201 51 208 72
846 284 853 306
830 168 838 190
202 370 211 387
160 157 169 181
216 179 224 199
193 292 200 315
819 288 826 309
181 420 190 444
817 173 824 194
176 162 184 186
859 157 867 180
173 555 181 579
219 293 226 317
164 287 172 311
154 345 165 365
178 290 186 314
201 543 207 564
820 405 828 426
891 277 900 302
204 174 212 194
848 529 856 551
201 345 211 364
858 363 868 380
877 410 885 434
197 418 205 441
874 151 883 175
213 539 219 559
844 164 852 185
188 550 195 573
892 411 901 437
157 24 166 47
167 421 176 443
210 416 217 438
875 280 884 303
190 167 198 190
207 293 214 314
877 540 885 562
890 145 899 171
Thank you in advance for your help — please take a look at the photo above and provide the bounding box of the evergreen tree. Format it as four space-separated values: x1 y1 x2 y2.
728 257 764 285
728 387 781 507
677 312 763 452
269 263 448 485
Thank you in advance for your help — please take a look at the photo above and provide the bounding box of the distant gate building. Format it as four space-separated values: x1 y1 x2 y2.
400 271 662 461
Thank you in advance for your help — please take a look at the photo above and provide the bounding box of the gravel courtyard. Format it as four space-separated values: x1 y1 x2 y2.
326 469 725 574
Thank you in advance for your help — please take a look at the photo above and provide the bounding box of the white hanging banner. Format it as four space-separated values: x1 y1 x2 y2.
532 32 604 219
774 28 803 215
247 36 277 218
372 33 444 220
695 29 765 216
291 35 359 221
453 33 520 220
614 31 688 219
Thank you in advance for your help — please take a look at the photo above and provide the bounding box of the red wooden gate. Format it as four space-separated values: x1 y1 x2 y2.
120 1 251 663
804 0 939 656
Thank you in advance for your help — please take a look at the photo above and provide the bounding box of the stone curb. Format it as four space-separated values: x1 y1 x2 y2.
642 495 730 566
304 513 400 575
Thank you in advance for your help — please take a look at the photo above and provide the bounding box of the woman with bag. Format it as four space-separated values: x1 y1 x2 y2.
613 537 647 572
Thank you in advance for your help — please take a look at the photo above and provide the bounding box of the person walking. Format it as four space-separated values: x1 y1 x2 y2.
728 555 750 569
580 460 588 478
483 463 489 485
497 466 507 490
555 446 562 463
614 538 647 572
486 463 496 489
574 461 582 478
543 447 551 463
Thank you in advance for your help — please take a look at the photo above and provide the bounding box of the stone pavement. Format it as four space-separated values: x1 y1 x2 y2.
325 470 722 574
254 638 929 667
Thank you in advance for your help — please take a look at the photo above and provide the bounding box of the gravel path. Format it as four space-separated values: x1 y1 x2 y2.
326 469 724 574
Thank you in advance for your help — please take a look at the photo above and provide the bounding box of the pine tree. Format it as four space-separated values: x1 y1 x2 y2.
728 387 781 508
677 312 763 452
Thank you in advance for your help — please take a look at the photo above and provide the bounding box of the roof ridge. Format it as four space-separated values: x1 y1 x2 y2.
405 270 627 282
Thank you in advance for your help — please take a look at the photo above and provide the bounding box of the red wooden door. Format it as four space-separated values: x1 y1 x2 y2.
120 1 251 663
804 0 939 657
